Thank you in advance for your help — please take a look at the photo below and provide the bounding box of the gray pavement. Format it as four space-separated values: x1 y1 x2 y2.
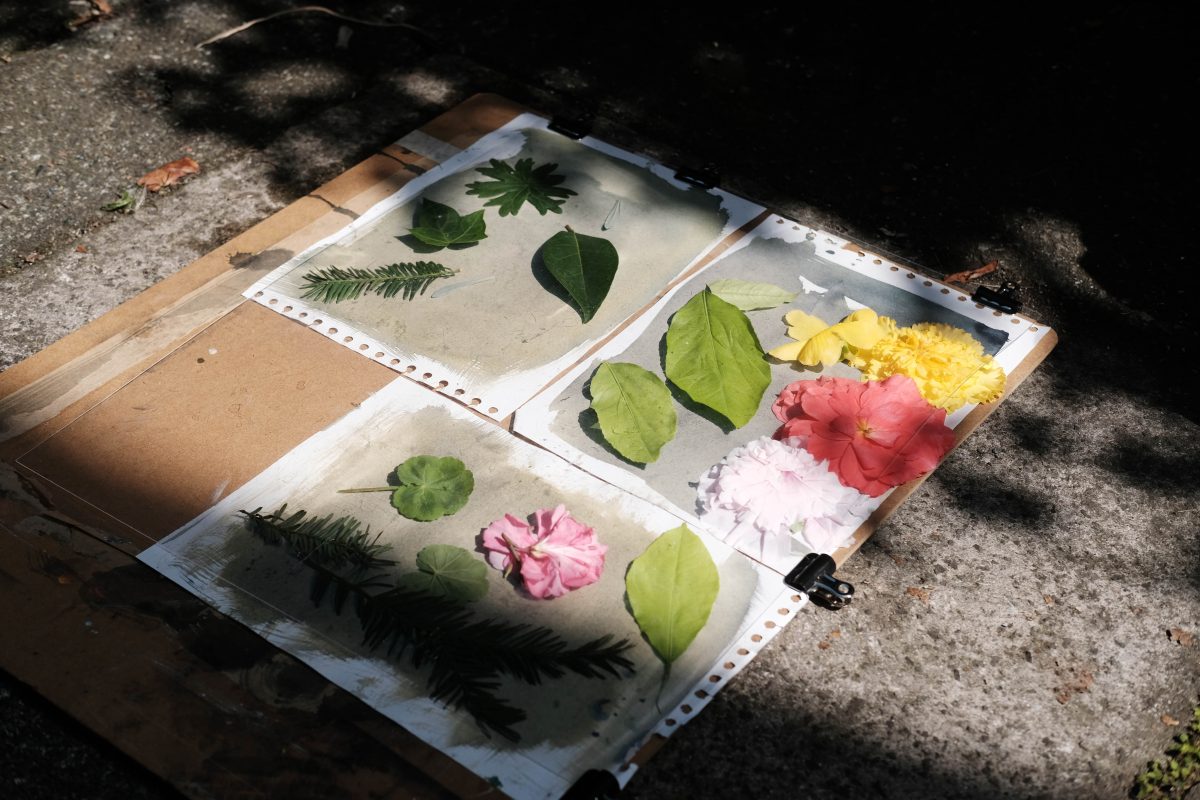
1 3 1197 799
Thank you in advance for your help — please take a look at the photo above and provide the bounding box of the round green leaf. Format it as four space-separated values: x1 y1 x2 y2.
396 544 489 603
389 455 474 521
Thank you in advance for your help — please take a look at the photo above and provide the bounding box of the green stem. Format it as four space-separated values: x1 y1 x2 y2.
337 487 395 493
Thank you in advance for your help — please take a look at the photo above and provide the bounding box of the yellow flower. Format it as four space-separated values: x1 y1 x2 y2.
846 320 1006 412
768 308 890 368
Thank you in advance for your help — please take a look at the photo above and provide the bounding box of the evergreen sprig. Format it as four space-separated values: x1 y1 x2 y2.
240 505 635 740
298 262 455 303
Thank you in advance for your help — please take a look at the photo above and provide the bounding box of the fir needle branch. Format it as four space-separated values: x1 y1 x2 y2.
239 505 395 569
298 262 456 303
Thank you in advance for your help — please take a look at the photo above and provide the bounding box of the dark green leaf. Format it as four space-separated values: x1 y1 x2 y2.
465 158 577 216
389 455 474 521
625 525 719 666
396 544 489 603
541 227 619 323
409 198 487 248
589 362 676 463
299 262 455 303
664 288 771 428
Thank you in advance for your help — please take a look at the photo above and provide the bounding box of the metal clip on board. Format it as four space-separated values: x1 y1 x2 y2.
548 112 595 140
784 553 855 610
972 281 1023 314
673 163 720 190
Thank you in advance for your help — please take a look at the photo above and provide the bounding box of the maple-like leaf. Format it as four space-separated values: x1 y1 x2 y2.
465 158 576 216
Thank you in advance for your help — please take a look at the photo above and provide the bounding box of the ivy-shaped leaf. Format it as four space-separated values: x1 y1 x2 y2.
389 456 474 521
466 158 577 216
541 227 619 323
589 362 676 464
707 279 797 311
664 288 770 428
625 525 719 668
409 198 487 248
396 545 489 603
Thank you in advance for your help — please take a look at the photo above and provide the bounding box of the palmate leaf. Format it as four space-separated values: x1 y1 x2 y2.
465 158 577 216
389 455 475 521
394 544 489 603
409 198 487 249
298 262 455 303
589 361 676 464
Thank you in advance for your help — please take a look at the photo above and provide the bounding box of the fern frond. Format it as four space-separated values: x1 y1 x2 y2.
298 262 455 303
239 505 394 570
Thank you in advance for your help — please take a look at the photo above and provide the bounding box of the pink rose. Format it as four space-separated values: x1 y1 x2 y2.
481 505 607 599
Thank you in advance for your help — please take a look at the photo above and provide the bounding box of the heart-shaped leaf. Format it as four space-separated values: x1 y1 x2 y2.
541 227 619 323
465 158 577 216
664 288 770 428
707 279 797 311
396 544 489 603
390 455 474 521
409 198 487 249
589 361 676 464
625 525 719 666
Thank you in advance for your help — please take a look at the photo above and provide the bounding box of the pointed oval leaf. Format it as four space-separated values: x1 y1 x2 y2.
589 361 677 464
625 525 719 665
707 279 797 311
390 455 475 521
664 288 771 428
541 228 619 323
409 198 487 249
396 544 489 603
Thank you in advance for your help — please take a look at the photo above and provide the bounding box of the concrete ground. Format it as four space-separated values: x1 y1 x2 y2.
1 3 1197 798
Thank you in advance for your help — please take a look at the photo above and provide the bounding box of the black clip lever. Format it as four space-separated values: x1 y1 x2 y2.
971 281 1022 314
784 553 855 610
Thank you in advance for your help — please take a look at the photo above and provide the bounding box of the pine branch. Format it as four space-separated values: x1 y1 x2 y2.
239 505 394 570
298 262 455 303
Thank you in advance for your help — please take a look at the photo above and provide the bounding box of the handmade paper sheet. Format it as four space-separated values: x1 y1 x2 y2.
245 114 762 419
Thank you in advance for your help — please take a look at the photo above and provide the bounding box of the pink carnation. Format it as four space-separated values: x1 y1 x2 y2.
772 375 955 497
481 505 607 599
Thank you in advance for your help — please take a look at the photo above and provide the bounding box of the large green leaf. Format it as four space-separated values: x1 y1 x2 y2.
664 288 770 428
409 198 487 249
390 456 474 521
541 227 619 323
465 158 577 216
589 361 676 464
625 525 719 666
707 279 797 311
396 544 489 603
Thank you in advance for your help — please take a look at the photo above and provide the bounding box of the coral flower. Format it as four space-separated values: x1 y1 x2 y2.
481 505 606 599
772 375 956 497
847 320 1006 412
768 308 889 368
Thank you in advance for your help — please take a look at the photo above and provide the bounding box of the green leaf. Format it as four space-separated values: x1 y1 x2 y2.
707 279 797 311
409 198 487 248
389 456 475 521
625 525 719 666
299 262 455 303
664 288 771 428
396 544 489 603
465 158 577 216
101 189 135 213
541 227 619 323
589 362 676 464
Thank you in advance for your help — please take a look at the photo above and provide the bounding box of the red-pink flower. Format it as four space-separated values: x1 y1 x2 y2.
481 505 607 599
772 375 955 497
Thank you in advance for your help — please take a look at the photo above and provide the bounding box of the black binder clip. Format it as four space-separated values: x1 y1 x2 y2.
972 282 1022 314
674 163 720 190
562 769 621 799
548 112 594 140
784 553 855 610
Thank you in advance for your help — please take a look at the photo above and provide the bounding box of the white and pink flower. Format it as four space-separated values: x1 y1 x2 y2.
481 505 607 599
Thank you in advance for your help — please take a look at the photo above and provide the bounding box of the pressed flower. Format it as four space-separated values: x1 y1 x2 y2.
846 320 1006 411
772 375 955 497
767 307 889 368
481 505 606 599
697 436 871 555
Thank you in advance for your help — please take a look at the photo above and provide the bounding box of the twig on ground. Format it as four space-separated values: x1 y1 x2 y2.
195 5 434 49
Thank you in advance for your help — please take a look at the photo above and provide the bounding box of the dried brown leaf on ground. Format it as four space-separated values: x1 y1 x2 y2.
944 260 999 285
1053 666 1094 704
1163 714 1182 726
67 0 115 30
1168 628 1196 647
137 157 200 191
905 586 932 605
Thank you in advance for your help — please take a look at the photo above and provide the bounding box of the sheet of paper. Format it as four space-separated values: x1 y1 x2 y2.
245 114 763 419
138 377 799 798
514 216 1055 574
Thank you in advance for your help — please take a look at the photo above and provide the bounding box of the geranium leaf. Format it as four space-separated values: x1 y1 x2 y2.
409 198 487 249
707 279 797 311
541 227 619 323
664 288 771 428
465 158 577 216
625 525 719 666
396 544 489 603
390 455 474 521
589 361 676 464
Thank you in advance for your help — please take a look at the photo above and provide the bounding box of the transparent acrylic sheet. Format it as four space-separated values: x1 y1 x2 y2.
514 215 1055 574
244 113 763 420
137 376 799 799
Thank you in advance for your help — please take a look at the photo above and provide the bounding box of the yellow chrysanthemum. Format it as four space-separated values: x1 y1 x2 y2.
846 321 1006 412
768 308 890 368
